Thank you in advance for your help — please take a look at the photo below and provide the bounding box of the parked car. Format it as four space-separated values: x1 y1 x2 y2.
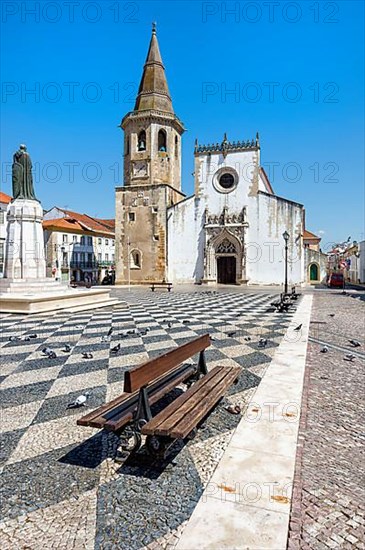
327 272 345 288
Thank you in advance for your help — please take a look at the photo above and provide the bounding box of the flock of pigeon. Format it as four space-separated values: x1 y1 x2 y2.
319 313 362 362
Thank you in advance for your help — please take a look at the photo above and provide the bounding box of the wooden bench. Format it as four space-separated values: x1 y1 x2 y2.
289 286 300 300
77 334 239 458
271 293 291 312
150 282 173 292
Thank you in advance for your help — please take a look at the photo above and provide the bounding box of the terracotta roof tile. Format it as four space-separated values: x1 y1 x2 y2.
0 191 12 204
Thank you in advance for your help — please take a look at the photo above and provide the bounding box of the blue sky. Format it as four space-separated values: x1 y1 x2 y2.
1 0 364 248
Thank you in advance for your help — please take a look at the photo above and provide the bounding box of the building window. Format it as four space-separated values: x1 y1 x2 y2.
105 238 109 245
80 236 85 245
130 249 141 269
87 236 92 246
112 254 115 262
62 234 68 243
80 252 85 263
158 129 167 152
62 252 68 266
98 237 102 245
137 130 146 151
98 253 102 262
129 212 135 222
105 253 109 261
73 235 77 243
175 135 178 158
213 167 239 194
0 242 4 262
0 211 4 224
87 253 93 263
112 240 115 246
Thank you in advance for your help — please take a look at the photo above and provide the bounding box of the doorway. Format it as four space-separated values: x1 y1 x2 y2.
309 263 319 281
217 256 236 284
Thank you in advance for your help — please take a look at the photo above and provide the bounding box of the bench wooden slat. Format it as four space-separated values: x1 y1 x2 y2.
142 366 240 439
77 362 196 431
124 334 210 393
77 391 133 427
170 367 240 439
104 363 196 432
141 366 229 436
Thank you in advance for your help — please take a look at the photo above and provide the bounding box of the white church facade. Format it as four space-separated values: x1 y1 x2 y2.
115 26 305 287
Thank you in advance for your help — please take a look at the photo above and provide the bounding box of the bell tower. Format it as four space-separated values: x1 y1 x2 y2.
115 24 185 284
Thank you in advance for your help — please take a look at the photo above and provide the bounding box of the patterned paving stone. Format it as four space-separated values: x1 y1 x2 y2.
0 287 298 549
287 291 365 550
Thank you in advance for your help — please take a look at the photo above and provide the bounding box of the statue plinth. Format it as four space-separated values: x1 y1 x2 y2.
4 198 46 279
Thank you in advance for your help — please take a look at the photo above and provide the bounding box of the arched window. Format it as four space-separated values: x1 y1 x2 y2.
175 135 178 158
158 129 167 152
137 130 146 151
130 249 141 269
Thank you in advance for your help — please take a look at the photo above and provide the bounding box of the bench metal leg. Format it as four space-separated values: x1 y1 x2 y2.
134 386 152 430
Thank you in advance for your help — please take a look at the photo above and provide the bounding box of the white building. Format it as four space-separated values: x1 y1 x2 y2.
0 192 12 277
43 207 115 284
168 140 305 285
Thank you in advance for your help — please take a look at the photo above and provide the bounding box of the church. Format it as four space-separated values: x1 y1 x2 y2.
115 26 305 286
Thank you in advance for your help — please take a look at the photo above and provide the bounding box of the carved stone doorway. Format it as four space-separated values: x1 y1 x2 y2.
217 256 236 284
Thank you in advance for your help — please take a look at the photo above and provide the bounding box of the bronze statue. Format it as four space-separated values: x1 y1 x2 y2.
12 144 38 201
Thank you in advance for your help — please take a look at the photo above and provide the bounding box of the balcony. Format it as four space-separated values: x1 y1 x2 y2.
69 261 98 269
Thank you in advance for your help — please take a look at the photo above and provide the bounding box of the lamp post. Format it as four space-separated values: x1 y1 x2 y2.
127 237 131 292
282 231 289 295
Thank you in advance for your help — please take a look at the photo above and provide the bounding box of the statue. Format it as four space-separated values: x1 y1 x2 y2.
12 144 38 201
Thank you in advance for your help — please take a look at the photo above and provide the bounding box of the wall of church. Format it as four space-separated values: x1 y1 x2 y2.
167 196 199 282
247 192 304 286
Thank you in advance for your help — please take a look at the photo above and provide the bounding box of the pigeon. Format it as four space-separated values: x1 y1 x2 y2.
82 352 93 359
225 404 241 415
66 392 90 409
258 338 268 348
349 340 361 348
344 354 356 362
118 331 129 338
328 314 335 318
111 343 121 355
167 321 172 328
320 346 329 353
62 344 71 353
182 320 189 324
41 348 56 359
244 336 251 342
28 333 37 339
107 327 113 337
138 329 149 336
227 331 236 338
9 336 21 342
22 336 31 342
127 329 136 335
294 324 302 332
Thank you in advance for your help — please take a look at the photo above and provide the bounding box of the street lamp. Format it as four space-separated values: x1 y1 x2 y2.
282 231 289 295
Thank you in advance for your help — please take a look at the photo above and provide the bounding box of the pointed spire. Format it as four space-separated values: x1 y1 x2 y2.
134 23 174 113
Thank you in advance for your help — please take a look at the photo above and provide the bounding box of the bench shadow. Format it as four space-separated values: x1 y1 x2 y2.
58 430 119 469
117 439 186 480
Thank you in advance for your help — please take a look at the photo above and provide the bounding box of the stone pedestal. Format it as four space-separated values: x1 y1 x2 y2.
1 199 121 314
4 199 46 279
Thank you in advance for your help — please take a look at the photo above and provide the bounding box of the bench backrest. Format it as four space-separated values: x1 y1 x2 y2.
124 333 211 393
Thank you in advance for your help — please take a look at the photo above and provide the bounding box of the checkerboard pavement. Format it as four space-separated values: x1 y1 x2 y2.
0 289 298 549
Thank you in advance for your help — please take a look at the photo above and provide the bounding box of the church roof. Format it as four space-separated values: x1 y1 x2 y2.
303 229 321 241
134 24 174 113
